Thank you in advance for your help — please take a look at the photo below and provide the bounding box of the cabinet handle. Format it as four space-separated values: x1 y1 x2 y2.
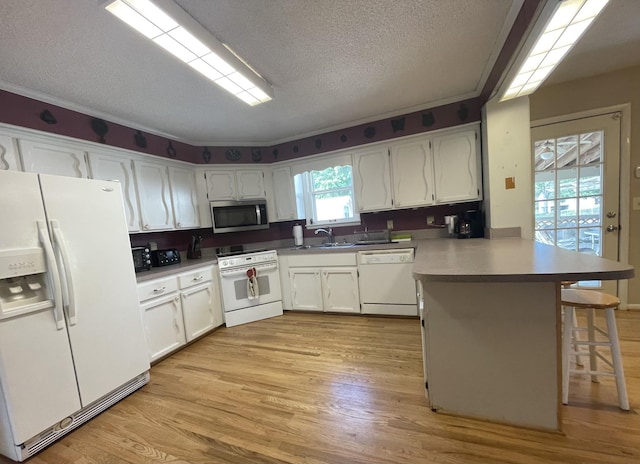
177 222 182 227
144 224 150 230
153 286 166 294
192 275 204 281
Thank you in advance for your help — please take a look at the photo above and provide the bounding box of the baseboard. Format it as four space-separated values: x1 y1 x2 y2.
625 304 640 310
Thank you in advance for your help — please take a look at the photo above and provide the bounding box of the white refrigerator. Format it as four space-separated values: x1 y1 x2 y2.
0 170 150 461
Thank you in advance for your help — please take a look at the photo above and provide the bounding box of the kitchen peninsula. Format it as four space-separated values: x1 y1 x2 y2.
413 237 634 431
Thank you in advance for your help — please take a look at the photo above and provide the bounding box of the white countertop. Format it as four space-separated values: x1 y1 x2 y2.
413 237 634 282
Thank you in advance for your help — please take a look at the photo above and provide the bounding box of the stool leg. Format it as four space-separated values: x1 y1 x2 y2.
604 308 629 410
586 308 599 383
572 309 583 366
562 306 574 405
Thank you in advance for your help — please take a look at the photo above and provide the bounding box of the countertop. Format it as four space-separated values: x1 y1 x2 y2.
413 237 634 282
136 241 414 282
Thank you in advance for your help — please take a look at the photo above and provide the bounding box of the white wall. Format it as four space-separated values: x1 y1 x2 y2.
482 97 533 239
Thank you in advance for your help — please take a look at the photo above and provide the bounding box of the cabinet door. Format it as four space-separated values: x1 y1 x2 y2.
168 166 200 229
140 293 186 362
271 166 297 221
321 267 360 313
236 169 265 199
433 128 482 203
353 147 393 212
181 282 216 342
391 139 434 208
289 267 323 311
205 170 237 201
18 138 88 178
88 152 141 232
0 133 20 170
134 160 175 231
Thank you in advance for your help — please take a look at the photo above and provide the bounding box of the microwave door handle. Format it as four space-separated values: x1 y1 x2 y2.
50 220 77 326
37 221 65 330
255 204 262 224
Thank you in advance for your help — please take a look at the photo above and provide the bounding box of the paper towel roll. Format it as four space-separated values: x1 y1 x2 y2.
293 224 303 246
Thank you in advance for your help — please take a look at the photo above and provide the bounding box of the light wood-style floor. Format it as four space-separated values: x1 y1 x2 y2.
7 310 639 464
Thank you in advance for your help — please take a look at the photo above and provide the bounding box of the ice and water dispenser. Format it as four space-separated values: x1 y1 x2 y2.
0 248 53 320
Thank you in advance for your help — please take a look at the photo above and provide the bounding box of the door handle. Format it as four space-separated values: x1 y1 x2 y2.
606 224 619 232
37 221 65 330
50 220 77 326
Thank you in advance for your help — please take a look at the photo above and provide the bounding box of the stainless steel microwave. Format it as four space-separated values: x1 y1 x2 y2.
210 200 269 233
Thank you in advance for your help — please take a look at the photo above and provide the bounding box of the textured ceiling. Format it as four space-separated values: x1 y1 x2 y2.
0 1 638 145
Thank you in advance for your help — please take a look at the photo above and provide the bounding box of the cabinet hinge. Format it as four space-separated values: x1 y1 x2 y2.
425 381 429 390
429 141 432 149
475 132 478 140
421 319 425 327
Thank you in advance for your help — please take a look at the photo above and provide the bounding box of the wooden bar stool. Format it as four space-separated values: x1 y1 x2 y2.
561 288 629 410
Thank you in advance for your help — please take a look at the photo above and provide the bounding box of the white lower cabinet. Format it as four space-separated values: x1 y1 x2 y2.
138 265 223 362
288 253 360 313
289 268 323 311
321 267 360 313
178 266 223 341
138 277 186 363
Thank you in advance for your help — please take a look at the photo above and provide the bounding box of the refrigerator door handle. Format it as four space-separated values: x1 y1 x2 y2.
37 220 65 330
50 220 77 326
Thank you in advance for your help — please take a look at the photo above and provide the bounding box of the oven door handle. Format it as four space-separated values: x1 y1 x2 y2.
220 262 277 277
256 204 262 225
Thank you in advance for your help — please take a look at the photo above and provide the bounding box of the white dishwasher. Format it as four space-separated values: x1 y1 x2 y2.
358 248 418 316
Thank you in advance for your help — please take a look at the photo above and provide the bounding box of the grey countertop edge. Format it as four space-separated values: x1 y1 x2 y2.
412 237 635 283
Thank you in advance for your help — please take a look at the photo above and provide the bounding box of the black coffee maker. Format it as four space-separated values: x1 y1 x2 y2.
455 210 484 239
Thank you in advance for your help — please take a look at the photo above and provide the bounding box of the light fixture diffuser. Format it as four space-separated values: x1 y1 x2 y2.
104 0 273 106
501 0 610 101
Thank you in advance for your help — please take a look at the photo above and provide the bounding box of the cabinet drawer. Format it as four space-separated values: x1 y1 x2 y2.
138 276 178 302
178 266 213 289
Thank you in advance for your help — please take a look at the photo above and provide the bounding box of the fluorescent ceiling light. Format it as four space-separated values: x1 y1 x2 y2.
501 0 610 101
104 0 272 106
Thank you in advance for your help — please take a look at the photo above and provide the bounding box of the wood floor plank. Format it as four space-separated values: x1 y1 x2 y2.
1 311 638 464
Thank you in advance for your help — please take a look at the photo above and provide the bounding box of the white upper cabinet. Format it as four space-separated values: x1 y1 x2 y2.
0 133 20 171
353 146 393 212
271 166 297 221
87 151 142 232
205 170 236 200
133 160 174 231
168 166 200 230
236 169 266 199
18 138 88 178
205 168 266 201
390 138 434 208
432 128 482 204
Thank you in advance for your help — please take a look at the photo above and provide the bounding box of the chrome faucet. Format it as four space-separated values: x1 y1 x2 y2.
315 228 334 243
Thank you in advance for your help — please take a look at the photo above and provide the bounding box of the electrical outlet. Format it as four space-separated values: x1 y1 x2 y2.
387 219 394 230
633 197 640 211
427 215 435 224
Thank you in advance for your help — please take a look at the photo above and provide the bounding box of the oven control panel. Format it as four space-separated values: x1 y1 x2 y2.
218 250 277 270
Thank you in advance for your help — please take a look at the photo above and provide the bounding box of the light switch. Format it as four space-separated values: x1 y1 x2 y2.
505 177 516 189
633 197 640 211
635 166 640 179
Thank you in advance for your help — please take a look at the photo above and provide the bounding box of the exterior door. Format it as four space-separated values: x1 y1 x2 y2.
531 112 621 294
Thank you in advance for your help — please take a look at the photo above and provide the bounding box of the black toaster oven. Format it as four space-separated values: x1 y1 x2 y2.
131 246 151 272
150 249 181 267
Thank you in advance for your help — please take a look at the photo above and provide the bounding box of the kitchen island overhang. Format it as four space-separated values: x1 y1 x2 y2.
413 237 634 431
